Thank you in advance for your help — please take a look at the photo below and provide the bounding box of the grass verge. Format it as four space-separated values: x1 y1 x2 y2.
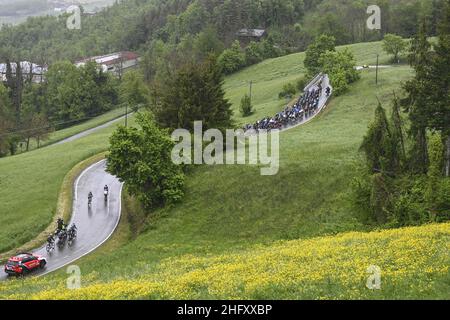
0 153 107 262
0 115 136 253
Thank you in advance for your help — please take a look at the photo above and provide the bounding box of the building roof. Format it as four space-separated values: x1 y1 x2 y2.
236 29 267 38
75 51 140 67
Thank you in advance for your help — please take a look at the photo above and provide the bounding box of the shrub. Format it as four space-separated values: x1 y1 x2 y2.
278 82 297 99
435 179 450 221
107 112 185 210
218 40 246 75
239 94 253 117
296 76 309 92
244 41 263 66
329 70 349 96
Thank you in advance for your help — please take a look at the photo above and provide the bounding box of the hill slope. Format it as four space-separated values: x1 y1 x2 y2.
3 39 444 299
2 223 448 299
0 40 390 254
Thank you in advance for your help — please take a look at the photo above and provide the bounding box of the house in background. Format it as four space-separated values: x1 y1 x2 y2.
0 61 47 83
75 51 140 78
236 29 267 46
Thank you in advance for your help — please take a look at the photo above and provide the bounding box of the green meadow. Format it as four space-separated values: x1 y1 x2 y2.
3 41 444 300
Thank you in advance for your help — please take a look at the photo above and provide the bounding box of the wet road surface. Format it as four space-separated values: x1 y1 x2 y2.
1 160 122 280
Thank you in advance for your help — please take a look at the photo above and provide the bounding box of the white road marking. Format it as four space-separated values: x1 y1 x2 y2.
74 160 105 202
38 165 123 277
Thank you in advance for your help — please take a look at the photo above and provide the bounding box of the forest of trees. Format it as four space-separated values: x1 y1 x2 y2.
0 0 445 66
0 61 120 156
0 0 447 157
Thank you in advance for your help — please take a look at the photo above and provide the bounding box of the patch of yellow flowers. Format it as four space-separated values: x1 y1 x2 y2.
1 223 449 299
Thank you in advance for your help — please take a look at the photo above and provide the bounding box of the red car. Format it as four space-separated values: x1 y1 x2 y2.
4 253 47 276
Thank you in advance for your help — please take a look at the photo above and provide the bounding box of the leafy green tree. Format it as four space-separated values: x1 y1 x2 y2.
244 41 263 66
258 37 283 59
370 173 392 224
20 112 52 150
120 71 150 112
193 26 224 58
107 112 185 210
304 34 336 76
319 49 359 96
175 1 209 37
218 40 245 75
239 94 253 117
0 84 13 157
45 61 84 123
389 94 406 172
45 61 118 125
359 102 407 225
315 12 350 45
382 34 408 63
79 62 118 117
20 83 52 150
327 70 348 96
360 103 395 175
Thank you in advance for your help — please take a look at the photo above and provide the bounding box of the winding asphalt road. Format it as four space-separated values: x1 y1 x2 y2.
0 74 330 280
1 110 126 280
53 114 129 145
0 160 122 280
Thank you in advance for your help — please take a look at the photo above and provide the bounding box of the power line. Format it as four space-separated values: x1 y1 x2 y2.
0 112 126 137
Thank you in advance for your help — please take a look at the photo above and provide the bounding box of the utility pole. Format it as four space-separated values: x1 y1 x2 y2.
375 54 379 85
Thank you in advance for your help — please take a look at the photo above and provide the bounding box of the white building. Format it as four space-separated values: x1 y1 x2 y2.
75 51 140 77
0 61 47 83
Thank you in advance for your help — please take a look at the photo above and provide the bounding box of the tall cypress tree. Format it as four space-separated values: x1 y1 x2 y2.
360 103 394 175
390 93 406 174
402 19 432 174
428 0 450 176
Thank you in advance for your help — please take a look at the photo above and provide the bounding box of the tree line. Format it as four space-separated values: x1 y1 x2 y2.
0 59 150 157
0 0 445 77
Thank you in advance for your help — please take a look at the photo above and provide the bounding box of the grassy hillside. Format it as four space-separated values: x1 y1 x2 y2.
3 40 446 300
225 40 391 126
2 41 437 298
0 41 392 254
